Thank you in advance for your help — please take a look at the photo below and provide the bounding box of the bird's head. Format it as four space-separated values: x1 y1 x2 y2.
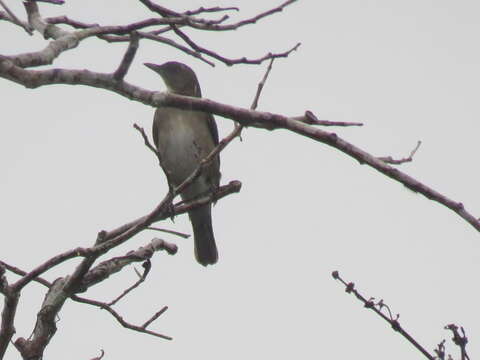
144 61 202 97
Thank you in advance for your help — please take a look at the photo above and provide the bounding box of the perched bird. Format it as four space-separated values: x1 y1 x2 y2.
144 61 220 266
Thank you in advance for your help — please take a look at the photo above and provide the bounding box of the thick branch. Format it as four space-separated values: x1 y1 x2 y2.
1 60 478 233
14 277 68 359
80 238 177 291
12 247 90 291
113 31 140 80
0 285 19 359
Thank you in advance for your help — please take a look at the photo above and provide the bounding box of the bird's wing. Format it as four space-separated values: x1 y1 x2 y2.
152 108 162 148
206 113 219 146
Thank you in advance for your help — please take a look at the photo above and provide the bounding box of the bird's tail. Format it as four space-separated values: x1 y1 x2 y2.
188 205 218 266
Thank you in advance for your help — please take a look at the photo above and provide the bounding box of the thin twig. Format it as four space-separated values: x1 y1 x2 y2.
133 123 162 164
33 0 65 4
107 260 151 306
72 295 172 340
113 31 140 81
182 6 239 16
139 0 297 31
142 306 168 328
147 227 191 238
216 0 297 30
294 110 363 127
332 271 435 360
378 141 422 165
140 32 214 66
45 15 98 28
0 0 32 34
172 24 301 66
231 57 277 140
251 58 275 110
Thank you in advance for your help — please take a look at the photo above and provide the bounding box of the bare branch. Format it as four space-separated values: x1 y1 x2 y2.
0 261 51 288
113 31 140 81
138 0 180 17
147 227 191 238
94 181 241 253
293 110 363 127
2 60 477 234
251 58 275 110
1 237 175 353
71 295 172 340
141 306 168 329
107 260 151 306
332 271 435 360
12 247 90 291
182 6 239 16
81 238 177 291
233 57 278 141
44 18 182 49
45 15 98 28
23 3 297 68
140 32 214 66
378 141 422 165
0 0 32 34
14 277 69 359
24 1 68 38
0 284 19 359
11 237 176 358
172 24 301 66
139 0 298 31
218 0 297 30
32 0 65 4
133 123 162 164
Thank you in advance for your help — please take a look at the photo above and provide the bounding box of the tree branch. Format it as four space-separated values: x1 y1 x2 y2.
378 140 422 165
171 24 301 66
0 0 32 34
1 58 478 233
332 271 435 360
0 275 19 359
113 31 140 81
71 295 172 340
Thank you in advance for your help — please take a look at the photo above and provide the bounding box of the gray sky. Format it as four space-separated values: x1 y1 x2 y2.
1 1 479 359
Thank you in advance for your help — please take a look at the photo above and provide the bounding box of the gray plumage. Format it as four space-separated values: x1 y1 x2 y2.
145 61 220 266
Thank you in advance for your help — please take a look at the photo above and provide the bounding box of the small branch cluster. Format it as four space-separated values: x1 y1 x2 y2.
0 134 241 358
0 9 284 354
3 0 300 68
1 237 177 359
332 271 471 360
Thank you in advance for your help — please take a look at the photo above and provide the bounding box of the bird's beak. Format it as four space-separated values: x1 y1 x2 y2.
144 62 161 73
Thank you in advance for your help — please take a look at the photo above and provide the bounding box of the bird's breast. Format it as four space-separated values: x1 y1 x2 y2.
154 108 218 193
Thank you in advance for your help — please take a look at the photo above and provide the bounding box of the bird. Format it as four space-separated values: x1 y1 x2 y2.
144 61 221 266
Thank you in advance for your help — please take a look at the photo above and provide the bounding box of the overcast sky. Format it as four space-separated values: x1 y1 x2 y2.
1 1 480 359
